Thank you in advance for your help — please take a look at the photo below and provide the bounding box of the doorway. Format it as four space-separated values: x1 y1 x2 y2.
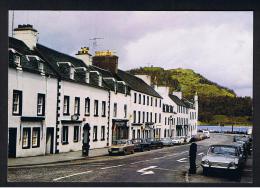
46 128 54 154
8 128 17 158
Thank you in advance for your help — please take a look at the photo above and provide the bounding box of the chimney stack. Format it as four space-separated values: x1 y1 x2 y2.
14 24 38 50
92 50 118 75
75 47 92 66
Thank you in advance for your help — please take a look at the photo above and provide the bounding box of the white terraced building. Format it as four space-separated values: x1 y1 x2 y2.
8 24 198 158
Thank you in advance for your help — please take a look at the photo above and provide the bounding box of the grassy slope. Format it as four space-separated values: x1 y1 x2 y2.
128 67 251 125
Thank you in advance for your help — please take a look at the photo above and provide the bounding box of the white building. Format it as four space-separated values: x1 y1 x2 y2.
8 25 58 157
8 24 199 158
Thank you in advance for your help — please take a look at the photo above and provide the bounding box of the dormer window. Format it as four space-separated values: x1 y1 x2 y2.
38 62 44 73
14 55 21 67
70 67 75 80
98 74 102 87
86 72 90 83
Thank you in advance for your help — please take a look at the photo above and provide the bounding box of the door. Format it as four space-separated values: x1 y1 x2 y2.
82 124 90 156
46 128 54 154
8 128 17 158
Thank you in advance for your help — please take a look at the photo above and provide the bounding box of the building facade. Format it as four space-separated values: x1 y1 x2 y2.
8 24 198 158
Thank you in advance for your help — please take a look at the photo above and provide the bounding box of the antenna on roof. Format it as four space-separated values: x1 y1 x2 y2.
89 37 104 51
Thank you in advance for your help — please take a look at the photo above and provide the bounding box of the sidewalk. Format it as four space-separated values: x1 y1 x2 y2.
8 147 109 167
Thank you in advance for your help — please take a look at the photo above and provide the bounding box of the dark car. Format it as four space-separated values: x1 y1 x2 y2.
132 138 151 152
146 138 164 149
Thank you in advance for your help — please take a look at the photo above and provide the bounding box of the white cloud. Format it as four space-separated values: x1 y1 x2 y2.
9 11 253 97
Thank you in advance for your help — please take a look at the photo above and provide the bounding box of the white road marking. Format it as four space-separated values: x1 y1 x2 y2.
177 158 188 163
137 166 157 175
155 167 179 172
100 164 125 169
198 152 204 156
53 170 93 181
152 156 166 160
165 151 188 157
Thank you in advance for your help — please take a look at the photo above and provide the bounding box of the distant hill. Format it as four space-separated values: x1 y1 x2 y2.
128 67 236 98
128 67 252 125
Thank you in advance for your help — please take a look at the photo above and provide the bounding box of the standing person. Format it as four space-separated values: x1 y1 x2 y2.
189 142 197 174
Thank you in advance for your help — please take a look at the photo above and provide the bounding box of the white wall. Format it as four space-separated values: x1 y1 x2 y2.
8 68 57 157
58 80 109 153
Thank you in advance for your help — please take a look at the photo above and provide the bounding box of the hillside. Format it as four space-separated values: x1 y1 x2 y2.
128 67 252 125
128 67 236 98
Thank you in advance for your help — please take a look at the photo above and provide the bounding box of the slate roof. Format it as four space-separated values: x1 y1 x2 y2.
117 70 162 98
9 37 56 76
182 98 195 109
168 94 187 107
35 43 110 90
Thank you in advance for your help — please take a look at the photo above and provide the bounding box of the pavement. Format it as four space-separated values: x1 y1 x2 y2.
8 147 109 167
8 133 252 183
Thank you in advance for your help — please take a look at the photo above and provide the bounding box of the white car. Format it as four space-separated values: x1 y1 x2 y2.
203 130 210 138
172 137 185 144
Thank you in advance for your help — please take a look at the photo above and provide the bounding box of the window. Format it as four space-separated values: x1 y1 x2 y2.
155 98 157 107
133 111 136 123
14 55 21 66
150 112 152 122
160 99 162 107
12 90 22 115
86 72 90 83
62 126 69 144
85 98 90 115
37 94 45 116
38 62 44 73
22 128 31 149
63 96 70 115
138 111 141 123
132 130 136 139
94 100 99 116
146 112 149 122
165 117 167 125
113 103 117 117
139 94 141 104
32 127 40 148
124 104 127 118
147 96 149 106
159 113 161 123
70 67 75 80
155 113 157 123
134 93 137 103
102 101 106 117
143 112 145 123
151 97 153 106
74 126 79 142
74 97 80 115
143 95 145 105
101 126 105 140
93 126 98 141
137 130 140 138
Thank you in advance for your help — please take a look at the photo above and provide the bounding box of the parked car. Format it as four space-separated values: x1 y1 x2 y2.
172 136 185 145
184 136 191 143
201 145 243 176
132 138 151 152
232 142 247 163
108 139 135 155
146 138 164 149
160 138 174 146
202 130 210 138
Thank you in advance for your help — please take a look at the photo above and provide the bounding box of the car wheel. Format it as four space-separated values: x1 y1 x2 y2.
123 150 127 155
141 147 144 152
131 150 135 154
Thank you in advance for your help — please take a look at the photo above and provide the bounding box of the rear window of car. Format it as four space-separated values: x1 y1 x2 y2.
208 146 238 156
113 140 127 145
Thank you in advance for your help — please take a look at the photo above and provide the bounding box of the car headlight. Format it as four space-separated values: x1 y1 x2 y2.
228 162 238 168
202 159 209 165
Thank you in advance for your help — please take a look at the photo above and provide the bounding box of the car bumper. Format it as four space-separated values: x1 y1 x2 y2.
201 164 238 170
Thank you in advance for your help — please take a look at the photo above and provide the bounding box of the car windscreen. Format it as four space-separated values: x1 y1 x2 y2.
132 139 141 143
208 146 238 156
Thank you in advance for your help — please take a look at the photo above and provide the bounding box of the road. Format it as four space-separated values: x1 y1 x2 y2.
8 133 252 183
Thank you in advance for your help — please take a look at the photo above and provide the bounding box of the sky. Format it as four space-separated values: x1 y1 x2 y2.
8 11 253 97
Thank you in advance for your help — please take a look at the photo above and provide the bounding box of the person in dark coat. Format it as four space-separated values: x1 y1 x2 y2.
189 142 197 174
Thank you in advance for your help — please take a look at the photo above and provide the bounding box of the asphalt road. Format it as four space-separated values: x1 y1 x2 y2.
8 133 252 183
